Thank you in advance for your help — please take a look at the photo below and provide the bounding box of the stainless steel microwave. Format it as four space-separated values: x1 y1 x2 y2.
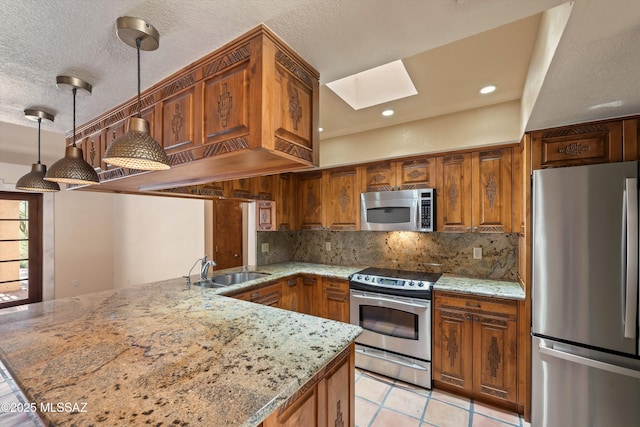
361 189 435 232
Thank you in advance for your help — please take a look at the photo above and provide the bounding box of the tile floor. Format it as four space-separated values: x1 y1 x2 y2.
0 360 44 427
355 369 530 427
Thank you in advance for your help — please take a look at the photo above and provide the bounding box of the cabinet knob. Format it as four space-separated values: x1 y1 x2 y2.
466 315 471 321
473 227 478 232
466 227 471 231
475 316 479 322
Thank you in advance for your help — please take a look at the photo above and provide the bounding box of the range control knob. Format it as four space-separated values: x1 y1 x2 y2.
409 281 415 286
418 282 424 287
357 275 362 280
364 276 370 281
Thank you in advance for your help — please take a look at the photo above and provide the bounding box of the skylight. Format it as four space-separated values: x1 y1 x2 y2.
326 60 417 110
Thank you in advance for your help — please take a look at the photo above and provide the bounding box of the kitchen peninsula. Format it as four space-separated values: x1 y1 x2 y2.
0 271 361 426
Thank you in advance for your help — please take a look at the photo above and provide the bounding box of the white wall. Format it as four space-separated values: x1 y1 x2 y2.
320 101 522 168
111 194 205 288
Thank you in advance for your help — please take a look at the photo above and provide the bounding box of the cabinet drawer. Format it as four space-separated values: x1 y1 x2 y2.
435 293 517 318
322 278 349 292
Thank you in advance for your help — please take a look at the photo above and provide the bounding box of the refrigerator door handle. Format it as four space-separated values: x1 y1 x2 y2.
538 343 640 379
624 178 638 339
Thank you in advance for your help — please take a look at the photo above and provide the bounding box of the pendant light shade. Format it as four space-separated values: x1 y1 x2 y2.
103 17 170 171
45 76 100 185
15 109 60 192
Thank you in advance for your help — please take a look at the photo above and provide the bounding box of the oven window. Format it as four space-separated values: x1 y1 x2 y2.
366 207 410 224
359 305 418 340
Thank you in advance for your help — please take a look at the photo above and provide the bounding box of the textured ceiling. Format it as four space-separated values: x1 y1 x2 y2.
1 0 639 159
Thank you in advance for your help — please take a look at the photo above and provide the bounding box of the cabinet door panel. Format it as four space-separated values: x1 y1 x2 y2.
472 149 512 233
322 279 349 323
363 161 395 192
323 354 350 427
203 62 251 147
162 87 196 154
433 308 473 390
297 172 324 230
275 173 296 230
397 158 436 190
264 385 317 427
473 316 517 402
273 65 313 149
301 275 321 316
281 276 302 312
531 121 623 169
437 154 472 232
324 168 359 230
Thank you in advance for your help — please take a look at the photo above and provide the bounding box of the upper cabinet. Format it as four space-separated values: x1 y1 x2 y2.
69 25 319 193
363 158 437 192
530 121 623 169
297 167 361 230
437 148 513 233
323 167 361 230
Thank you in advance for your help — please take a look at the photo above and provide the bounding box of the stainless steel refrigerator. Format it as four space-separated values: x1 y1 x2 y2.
532 161 640 427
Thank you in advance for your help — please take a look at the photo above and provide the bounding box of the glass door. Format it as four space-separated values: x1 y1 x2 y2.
0 191 43 309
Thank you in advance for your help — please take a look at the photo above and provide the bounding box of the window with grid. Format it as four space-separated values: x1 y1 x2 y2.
0 191 43 309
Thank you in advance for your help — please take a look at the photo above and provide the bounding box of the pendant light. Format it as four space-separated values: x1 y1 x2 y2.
15 109 61 192
45 76 100 185
103 16 170 171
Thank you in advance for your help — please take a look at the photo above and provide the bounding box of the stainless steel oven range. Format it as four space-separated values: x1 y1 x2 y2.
349 267 441 388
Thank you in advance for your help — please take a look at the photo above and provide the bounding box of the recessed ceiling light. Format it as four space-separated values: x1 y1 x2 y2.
319 127 324 132
480 85 497 94
326 60 417 110
382 109 394 117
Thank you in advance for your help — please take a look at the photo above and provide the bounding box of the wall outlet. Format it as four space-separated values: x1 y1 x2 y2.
473 247 482 260
72 279 79 287
325 242 332 252
261 243 269 253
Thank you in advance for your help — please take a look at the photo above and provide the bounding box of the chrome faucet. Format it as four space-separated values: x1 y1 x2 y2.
184 255 217 287
200 257 217 280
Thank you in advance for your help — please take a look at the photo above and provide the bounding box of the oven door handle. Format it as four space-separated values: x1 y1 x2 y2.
351 293 430 309
355 347 430 371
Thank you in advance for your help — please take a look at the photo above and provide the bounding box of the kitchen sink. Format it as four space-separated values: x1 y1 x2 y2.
192 271 270 288
211 272 270 286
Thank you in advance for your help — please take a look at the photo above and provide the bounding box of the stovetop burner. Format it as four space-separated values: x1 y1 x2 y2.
349 267 441 299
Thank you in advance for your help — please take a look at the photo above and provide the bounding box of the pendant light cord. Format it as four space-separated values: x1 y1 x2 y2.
136 37 142 118
36 117 42 164
72 87 77 147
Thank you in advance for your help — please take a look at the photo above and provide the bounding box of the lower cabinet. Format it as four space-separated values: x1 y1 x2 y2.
433 291 518 410
281 276 303 312
300 274 322 316
320 278 350 323
263 343 355 427
231 281 283 307
229 274 349 324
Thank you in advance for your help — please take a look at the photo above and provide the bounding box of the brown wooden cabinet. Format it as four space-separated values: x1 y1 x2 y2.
297 168 361 231
320 278 350 323
231 281 283 307
433 291 518 409
274 173 296 230
300 274 321 316
252 175 275 200
323 167 361 230
69 25 319 194
436 148 513 233
263 344 355 427
363 158 437 192
281 276 303 312
297 172 324 230
530 121 623 169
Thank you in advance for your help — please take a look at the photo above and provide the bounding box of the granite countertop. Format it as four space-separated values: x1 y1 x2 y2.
435 274 525 300
0 278 361 426
197 262 525 301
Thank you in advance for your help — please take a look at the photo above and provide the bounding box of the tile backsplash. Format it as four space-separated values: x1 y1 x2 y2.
257 230 517 280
